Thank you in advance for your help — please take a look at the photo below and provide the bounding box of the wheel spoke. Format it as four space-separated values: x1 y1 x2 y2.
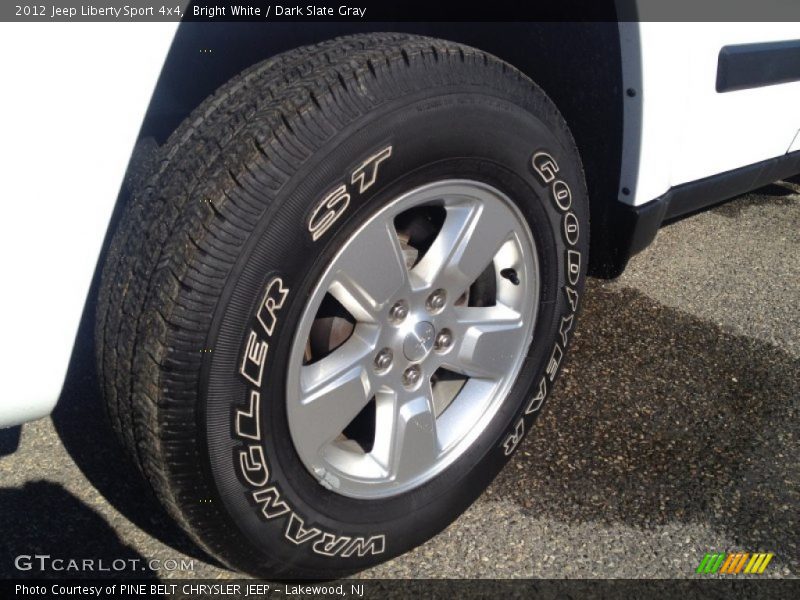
294 336 375 455
286 179 540 499
413 200 516 294
447 305 525 380
328 217 408 321
385 388 439 481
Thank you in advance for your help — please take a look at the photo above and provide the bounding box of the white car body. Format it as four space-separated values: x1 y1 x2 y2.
1 20 798 428
0 22 177 425
620 22 800 205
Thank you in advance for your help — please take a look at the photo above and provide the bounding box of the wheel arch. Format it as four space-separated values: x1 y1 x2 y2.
137 21 628 277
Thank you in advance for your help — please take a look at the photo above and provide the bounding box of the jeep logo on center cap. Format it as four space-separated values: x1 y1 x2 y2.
403 321 436 362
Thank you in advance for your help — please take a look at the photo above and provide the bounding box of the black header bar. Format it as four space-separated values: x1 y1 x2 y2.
4 0 800 23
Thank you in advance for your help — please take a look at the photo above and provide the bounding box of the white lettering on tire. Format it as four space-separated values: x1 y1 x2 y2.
253 487 291 520
351 146 392 194
232 274 388 557
239 331 268 387
239 445 270 488
500 148 583 455
525 378 547 415
307 145 393 242
552 181 572 211
567 250 581 286
341 535 386 558
308 185 351 242
256 277 289 335
502 417 525 456
531 151 559 183
559 314 574 347
564 212 579 246
235 391 261 441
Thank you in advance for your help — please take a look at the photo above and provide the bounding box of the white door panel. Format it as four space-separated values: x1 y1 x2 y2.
624 22 800 206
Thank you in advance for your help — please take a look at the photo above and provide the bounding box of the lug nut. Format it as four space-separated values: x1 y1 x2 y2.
402 365 422 389
389 300 409 323
434 329 453 352
374 348 393 372
426 289 447 313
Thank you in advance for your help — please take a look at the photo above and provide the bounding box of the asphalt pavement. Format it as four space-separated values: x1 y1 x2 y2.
1 182 797 580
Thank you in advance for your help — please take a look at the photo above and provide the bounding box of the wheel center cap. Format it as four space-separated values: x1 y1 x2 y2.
403 321 436 362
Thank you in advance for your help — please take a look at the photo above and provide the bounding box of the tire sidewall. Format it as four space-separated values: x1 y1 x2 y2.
201 88 588 573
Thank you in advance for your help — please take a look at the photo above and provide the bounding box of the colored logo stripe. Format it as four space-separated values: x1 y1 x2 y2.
744 553 774 574
696 553 725 573
720 553 749 574
696 553 774 574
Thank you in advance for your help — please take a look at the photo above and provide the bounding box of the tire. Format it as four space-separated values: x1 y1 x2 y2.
96 33 589 578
